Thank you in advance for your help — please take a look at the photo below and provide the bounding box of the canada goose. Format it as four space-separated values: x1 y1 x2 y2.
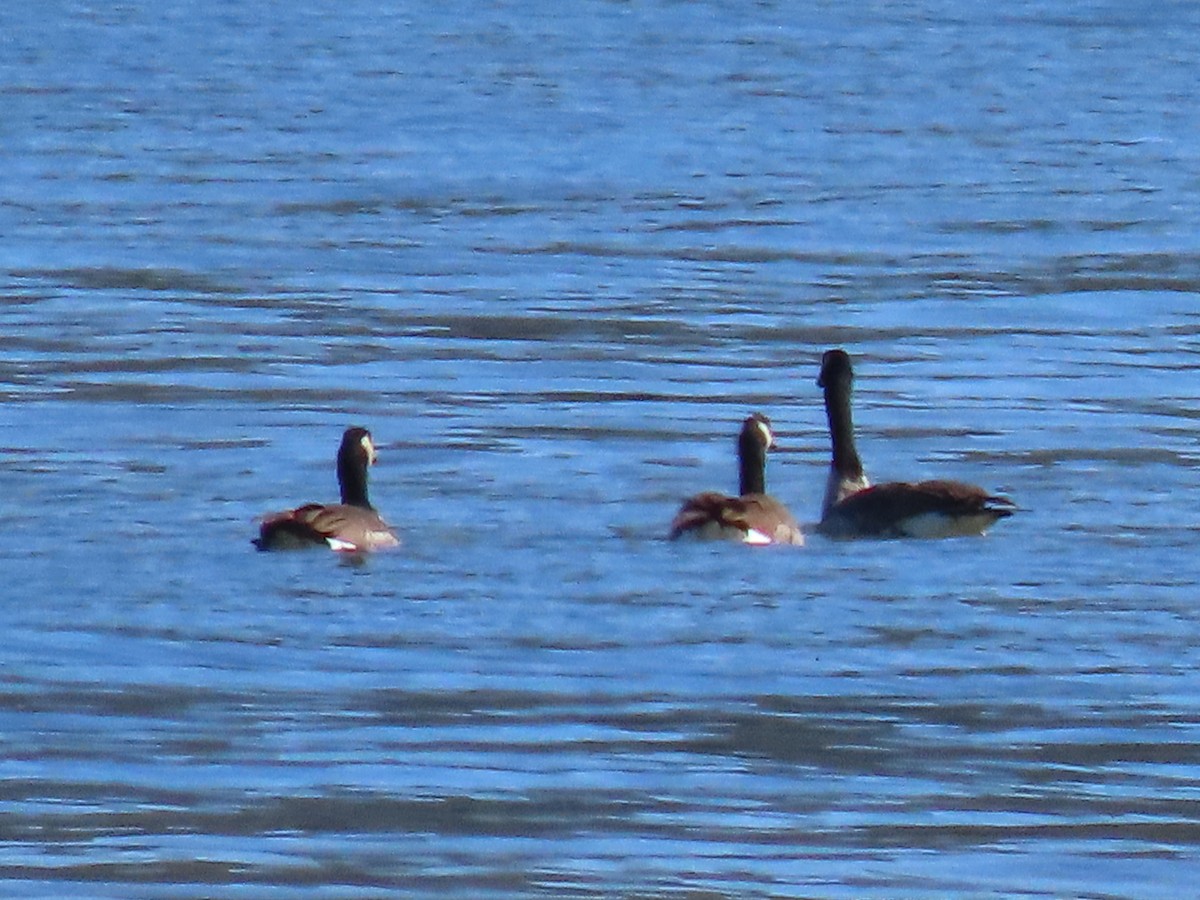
669 413 804 546
817 349 1014 538
253 426 400 553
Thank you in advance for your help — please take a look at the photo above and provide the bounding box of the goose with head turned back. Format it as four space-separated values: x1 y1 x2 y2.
669 413 804 546
254 426 400 553
817 349 1014 538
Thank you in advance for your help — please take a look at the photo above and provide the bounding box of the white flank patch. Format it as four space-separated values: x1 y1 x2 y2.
742 528 772 545
326 537 360 552
898 512 994 539
367 530 400 548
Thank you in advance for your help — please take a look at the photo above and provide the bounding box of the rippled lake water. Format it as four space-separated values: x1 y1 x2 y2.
3 2 1200 897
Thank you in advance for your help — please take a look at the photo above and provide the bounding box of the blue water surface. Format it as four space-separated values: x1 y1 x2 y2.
2 2 1200 898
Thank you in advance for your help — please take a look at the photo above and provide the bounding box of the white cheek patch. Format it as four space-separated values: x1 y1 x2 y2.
753 420 774 449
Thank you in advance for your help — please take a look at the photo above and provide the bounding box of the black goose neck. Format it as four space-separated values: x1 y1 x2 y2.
738 425 768 496
337 439 373 509
823 372 865 480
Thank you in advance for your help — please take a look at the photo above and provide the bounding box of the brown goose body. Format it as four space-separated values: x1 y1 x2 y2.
816 349 1014 539
254 427 399 553
669 413 804 546
819 478 1015 539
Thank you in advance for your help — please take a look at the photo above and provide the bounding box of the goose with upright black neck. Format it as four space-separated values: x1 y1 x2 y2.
254 426 400 553
670 413 804 546
817 349 1014 538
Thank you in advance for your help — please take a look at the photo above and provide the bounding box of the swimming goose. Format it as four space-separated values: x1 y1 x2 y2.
817 349 1014 538
254 426 400 553
669 413 804 546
